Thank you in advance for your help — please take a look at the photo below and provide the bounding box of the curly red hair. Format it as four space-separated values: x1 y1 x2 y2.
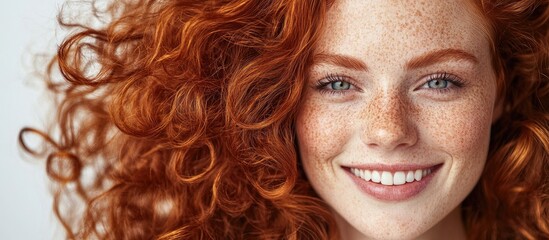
20 0 548 239
463 0 549 239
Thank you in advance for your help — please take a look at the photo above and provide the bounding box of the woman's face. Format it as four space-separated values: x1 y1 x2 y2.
296 0 497 239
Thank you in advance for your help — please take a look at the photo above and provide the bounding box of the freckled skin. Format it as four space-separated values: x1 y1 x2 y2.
296 0 497 239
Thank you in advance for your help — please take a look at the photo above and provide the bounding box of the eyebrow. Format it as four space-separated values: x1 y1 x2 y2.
406 48 479 69
312 53 368 71
312 48 478 71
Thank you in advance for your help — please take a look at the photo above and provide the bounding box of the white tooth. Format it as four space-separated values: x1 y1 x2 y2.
427 169 432 175
371 170 381 183
352 168 359 176
359 169 365 179
393 171 406 185
364 170 372 181
415 169 423 181
380 171 393 185
406 171 415 182
423 169 429 177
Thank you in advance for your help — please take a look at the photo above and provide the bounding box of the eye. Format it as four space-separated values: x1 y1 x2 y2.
420 72 464 92
314 74 357 95
426 79 449 89
330 81 351 90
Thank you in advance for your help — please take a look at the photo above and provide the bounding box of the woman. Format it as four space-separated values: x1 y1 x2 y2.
20 0 548 239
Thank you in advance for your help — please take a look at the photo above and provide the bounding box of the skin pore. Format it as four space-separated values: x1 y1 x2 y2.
296 0 498 239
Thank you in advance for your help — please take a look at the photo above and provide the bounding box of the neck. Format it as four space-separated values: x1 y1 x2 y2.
419 207 467 240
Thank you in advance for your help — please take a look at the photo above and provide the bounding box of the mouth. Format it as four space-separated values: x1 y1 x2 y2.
349 165 437 186
344 164 443 201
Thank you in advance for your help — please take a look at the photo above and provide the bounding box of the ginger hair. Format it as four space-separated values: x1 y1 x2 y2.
463 0 549 239
20 0 548 239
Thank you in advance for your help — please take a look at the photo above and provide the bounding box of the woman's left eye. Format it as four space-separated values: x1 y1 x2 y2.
420 72 464 92
426 79 449 89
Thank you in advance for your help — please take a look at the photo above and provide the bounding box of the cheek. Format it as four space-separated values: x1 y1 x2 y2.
424 103 492 154
419 94 494 177
296 100 353 168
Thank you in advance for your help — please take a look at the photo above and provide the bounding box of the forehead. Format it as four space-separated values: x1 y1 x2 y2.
318 0 489 62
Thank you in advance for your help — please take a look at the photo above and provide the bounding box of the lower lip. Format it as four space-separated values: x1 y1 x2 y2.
345 165 441 202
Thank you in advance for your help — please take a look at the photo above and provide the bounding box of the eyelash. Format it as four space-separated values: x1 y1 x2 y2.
314 72 465 95
314 74 356 95
422 72 465 94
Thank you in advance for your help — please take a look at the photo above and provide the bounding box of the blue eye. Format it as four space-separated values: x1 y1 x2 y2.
314 74 355 95
421 72 464 92
330 81 351 90
426 79 449 89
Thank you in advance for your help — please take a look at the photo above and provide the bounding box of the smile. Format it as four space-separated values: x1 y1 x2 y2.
344 164 442 201
349 167 433 186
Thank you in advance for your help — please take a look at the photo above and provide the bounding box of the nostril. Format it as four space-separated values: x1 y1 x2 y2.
364 126 417 148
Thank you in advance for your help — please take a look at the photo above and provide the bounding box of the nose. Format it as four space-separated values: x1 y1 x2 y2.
362 91 418 150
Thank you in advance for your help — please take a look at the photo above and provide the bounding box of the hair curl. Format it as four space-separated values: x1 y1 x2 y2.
19 0 548 239
463 0 549 239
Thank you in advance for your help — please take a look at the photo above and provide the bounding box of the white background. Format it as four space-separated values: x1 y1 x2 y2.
1 0 66 239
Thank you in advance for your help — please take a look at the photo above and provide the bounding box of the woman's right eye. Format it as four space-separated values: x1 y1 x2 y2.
315 74 356 95
330 81 352 90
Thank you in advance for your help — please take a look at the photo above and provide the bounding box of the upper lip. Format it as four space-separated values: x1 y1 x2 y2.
343 163 442 172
